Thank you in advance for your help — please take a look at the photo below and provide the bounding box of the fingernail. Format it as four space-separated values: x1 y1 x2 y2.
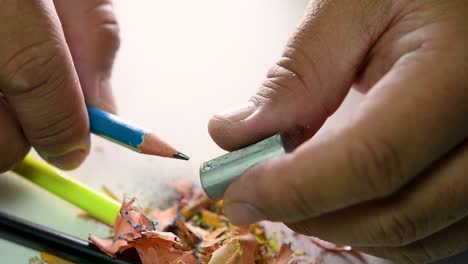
213 102 257 122
224 202 266 225
46 149 87 170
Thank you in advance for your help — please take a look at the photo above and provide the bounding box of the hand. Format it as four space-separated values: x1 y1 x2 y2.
0 0 119 171
208 1 468 263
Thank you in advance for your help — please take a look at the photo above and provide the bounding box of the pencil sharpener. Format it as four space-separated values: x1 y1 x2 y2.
200 134 286 200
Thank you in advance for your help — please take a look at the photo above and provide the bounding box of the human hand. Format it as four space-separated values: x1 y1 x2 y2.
0 0 119 171
208 0 468 263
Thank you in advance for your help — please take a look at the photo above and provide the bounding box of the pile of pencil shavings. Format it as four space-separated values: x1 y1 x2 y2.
89 183 295 264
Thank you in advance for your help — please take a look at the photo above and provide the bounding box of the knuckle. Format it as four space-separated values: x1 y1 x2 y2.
1 39 62 96
346 134 405 198
254 50 315 108
282 43 323 95
285 34 344 114
255 67 302 105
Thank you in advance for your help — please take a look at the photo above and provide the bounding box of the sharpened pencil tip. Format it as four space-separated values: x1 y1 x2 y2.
173 152 190 160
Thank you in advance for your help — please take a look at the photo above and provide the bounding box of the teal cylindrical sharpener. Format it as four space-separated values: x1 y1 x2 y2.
200 134 286 200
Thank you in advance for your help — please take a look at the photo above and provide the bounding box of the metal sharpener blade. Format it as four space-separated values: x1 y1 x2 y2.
200 134 286 200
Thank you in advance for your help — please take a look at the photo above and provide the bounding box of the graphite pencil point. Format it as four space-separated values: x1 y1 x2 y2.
173 152 190 161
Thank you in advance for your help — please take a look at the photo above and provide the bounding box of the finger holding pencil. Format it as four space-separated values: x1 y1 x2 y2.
0 88 189 172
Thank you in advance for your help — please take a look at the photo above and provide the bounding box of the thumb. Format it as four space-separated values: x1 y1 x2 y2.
208 0 392 151
0 1 89 170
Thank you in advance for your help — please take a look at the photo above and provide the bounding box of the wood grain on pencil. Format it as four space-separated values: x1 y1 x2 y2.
139 133 189 160
87 106 189 160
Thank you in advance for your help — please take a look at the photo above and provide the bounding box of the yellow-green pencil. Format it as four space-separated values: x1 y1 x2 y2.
12 155 120 226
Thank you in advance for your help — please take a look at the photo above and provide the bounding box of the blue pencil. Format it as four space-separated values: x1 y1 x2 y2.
87 106 189 160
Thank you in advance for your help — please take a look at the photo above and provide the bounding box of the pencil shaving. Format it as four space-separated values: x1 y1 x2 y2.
89 183 296 264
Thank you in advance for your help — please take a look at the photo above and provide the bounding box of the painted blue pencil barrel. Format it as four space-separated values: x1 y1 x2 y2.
87 106 147 151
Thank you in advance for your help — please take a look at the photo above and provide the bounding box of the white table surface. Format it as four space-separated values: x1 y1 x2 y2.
3 1 462 263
